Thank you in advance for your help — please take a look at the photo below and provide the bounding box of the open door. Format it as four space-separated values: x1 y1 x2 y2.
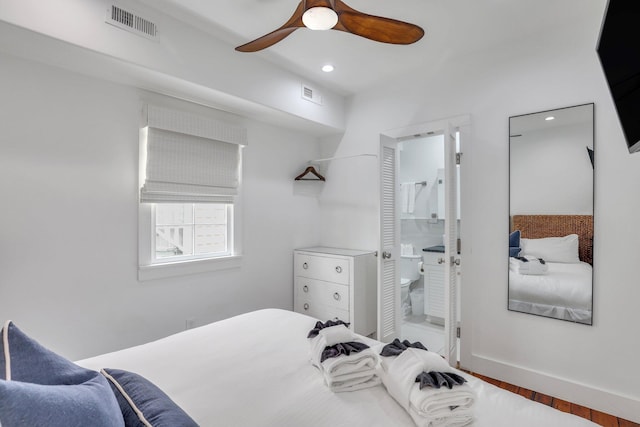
379 116 469 365
377 135 401 342
443 124 460 365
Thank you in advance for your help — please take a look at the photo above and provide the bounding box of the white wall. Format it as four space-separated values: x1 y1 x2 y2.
0 53 322 360
318 4 640 422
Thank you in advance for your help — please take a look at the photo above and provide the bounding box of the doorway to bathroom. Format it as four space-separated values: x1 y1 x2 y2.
399 133 449 354
378 116 469 365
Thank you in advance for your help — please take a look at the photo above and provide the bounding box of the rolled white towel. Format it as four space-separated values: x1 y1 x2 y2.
509 256 548 275
380 348 475 427
319 324 354 346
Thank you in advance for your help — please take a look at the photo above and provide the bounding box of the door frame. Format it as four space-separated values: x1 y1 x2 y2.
378 115 471 366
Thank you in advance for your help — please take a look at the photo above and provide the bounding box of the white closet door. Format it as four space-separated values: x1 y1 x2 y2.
378 136 401 342
443 124 460 365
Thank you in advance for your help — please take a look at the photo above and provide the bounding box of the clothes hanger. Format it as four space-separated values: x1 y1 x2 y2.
294 166 326 181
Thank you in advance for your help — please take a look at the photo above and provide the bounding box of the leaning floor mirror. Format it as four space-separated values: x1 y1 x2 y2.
508 103 594 325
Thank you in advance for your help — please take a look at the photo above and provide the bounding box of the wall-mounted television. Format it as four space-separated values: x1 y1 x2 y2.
597 0 640 154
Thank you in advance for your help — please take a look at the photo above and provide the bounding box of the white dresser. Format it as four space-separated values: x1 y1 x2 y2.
294 247 377 337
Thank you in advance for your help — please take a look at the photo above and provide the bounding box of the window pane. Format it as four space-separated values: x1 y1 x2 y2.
155 225 194 258
156 204 193 226
194 224 227 254
194 204 226 225
153 203 230 261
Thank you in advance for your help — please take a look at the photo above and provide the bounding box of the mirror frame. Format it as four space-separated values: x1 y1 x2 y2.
508 103 595 325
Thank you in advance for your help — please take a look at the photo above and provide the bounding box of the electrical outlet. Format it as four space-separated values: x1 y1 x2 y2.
185 317 196 330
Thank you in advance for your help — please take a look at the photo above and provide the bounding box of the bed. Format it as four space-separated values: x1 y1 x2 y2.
70 308 597 427
509 215 593 324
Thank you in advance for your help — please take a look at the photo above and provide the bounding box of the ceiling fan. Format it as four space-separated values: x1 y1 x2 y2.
235 0 425 52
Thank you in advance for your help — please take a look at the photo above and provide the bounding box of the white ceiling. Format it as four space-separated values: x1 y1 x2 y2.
139 0 603 96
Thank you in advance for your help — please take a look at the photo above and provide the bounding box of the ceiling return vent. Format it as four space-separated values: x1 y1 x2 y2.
106 4 158 40
301 84 322 105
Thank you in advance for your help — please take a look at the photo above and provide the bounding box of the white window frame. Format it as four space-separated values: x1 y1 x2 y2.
138 197 243 281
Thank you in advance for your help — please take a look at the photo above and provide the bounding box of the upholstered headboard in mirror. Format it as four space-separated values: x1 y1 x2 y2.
511 215 593 265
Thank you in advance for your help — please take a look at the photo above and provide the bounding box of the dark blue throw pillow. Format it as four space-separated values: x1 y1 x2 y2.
509 230 521 247
0 374 124 427
101 368 199 427
0 321 124 427
509 230 521 257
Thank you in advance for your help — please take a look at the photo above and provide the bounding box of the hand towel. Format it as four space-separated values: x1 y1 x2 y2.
509 256 548 275
401 183 411 214
380 348 475 427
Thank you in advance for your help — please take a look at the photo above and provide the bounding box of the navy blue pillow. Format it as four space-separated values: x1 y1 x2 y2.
0 321 124 427
509 230 521 257
0 321 89 384
509 230 521 247
102 368 199 427
0 374 124 427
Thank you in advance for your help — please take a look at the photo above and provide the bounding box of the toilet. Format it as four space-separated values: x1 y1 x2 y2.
400 254 423 314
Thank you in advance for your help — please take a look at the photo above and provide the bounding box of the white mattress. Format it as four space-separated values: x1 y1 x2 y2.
509 260 592 323
77 309 597 427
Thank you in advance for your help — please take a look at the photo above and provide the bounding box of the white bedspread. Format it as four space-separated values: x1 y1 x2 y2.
509 260 592 323
76 309 596 427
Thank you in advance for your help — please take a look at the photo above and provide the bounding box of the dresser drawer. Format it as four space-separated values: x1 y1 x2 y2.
295 277 349 311
294 297 350 324
295 253 350 285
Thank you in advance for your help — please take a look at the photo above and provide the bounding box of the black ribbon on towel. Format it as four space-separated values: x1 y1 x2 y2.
379 338 428 357
415 371 467 390
307 319 351 338
514 256 546 265
320 341 370 363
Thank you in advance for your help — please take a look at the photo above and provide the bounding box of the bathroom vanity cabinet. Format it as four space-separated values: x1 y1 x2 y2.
422 250 462 323
294 247 377 337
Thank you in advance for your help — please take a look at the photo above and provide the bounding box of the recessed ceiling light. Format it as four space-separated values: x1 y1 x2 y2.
545 116 555 121
322 64 335 73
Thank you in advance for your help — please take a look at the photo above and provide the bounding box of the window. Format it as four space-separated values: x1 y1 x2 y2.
154 203 232 262
138 103 246 281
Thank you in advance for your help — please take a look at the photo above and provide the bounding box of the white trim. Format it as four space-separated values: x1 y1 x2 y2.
471 354 640 423
2 320 11 381
101 369 153 427
138 255 242 281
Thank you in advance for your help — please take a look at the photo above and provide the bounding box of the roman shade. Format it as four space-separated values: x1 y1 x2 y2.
140 105 247 203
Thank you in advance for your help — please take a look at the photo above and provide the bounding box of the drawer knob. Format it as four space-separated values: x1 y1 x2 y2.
437 257 445 265
333 292 341 301
303 303 309 311
335 266 342 273
302 262 309 269
303 285 309 293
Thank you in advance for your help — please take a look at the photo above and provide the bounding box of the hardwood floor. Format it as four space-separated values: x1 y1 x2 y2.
469 373 639 427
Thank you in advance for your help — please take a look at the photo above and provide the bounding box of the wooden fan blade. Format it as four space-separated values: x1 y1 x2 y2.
235 27 300 52
334 0 424 45
235 1 306 52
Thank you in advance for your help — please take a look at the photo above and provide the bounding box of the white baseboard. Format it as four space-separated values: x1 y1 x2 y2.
467 354 640 424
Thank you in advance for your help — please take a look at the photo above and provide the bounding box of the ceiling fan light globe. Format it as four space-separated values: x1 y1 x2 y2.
302 7 338 31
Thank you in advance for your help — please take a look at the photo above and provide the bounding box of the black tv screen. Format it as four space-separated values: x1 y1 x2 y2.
597 0 640 153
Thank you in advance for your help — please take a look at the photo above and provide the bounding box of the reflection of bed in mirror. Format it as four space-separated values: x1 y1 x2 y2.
508 215 593 324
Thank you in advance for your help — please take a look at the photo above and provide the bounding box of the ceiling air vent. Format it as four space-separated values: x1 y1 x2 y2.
106 4 157 40
301 84 322 105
